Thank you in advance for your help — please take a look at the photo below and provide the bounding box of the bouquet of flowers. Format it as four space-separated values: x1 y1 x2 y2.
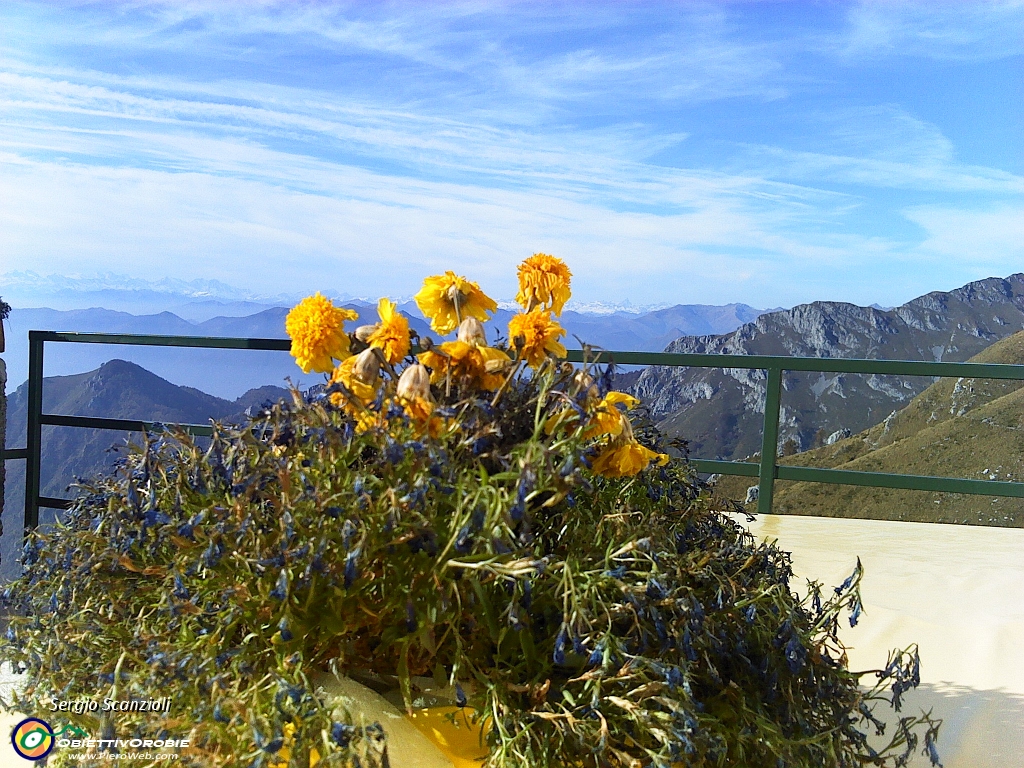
1 255 939 767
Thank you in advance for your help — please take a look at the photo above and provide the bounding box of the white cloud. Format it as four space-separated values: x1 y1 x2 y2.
0 143 897 308
743 145 1024 195
841 0 1024 61
904 204 1024 263
0 67 841 215
732 105 1024 195
3 2 791 111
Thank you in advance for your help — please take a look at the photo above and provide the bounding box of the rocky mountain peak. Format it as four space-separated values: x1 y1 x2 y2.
636 273 1024 462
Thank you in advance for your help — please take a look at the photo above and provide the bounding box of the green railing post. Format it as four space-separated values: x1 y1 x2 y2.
757 365 784 515
24 332 44 530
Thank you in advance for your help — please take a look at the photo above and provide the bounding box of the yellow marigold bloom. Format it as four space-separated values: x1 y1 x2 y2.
285 293 359 373
418 341 510 391
354 409 387 433
329 353 379 410
548 389 638 437
543 406 580 436
583 391 639 439
478 344 513 378
591 439 669 478
507 309 567 368
398 394 446 438
516 253 572 315
367 297 411 364
414 271 497 336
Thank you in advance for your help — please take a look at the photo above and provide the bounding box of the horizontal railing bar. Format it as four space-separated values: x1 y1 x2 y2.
27 333 1024 380
1 448 29 460
39 496 73 510
565 349 1024 380
690 459 760 477
667 458 1024 497
29 330 291 351
775 465 1024 497
41 413 215 437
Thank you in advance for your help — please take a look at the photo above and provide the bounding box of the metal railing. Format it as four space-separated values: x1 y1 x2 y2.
4 330 1024 535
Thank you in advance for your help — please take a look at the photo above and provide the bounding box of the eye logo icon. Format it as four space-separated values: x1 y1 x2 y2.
11 718 54 761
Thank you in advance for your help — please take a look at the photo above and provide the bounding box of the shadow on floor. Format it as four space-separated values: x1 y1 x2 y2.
869 683 1024 767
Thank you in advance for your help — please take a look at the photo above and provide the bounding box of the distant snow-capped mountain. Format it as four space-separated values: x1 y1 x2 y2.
0 271 357 314
1 301 778 399
1 272 777 321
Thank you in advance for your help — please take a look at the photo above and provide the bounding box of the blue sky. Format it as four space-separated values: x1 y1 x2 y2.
1 1 1022 310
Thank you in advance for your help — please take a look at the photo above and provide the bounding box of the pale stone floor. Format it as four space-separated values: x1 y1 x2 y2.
0 515 1021 767
741 514 1024 768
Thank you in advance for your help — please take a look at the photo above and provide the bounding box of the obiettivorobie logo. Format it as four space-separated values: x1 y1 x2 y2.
10 718 89 761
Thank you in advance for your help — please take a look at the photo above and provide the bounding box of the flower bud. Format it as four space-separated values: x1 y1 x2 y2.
447 285 467 304
456 317 487 346
397 364 432 401
354 324 379 342
573 370 599 400
351 348 381 383
485 359 510 375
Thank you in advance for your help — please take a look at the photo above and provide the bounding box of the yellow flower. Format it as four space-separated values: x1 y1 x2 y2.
418 341 510 391
507 309 567 368
353 409 387 433
329 351 380 410
367 297 411 364
516 253 572 315
583 391 639 439
544 370 607 436
398 394 446 438
394 364 444 437
591 439 669 478
268 722 296 768
546 389 637 437
543 406 580 436
285 293 359 373
414 272 497 336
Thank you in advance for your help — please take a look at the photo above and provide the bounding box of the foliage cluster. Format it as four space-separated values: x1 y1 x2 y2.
0 257 940 767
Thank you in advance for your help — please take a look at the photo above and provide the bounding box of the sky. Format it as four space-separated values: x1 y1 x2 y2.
0 1 1022 311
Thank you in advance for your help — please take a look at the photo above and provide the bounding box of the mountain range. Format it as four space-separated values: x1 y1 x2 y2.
0 271 303 315
1 302 772 399
0 359 291 580
633 274 1024 462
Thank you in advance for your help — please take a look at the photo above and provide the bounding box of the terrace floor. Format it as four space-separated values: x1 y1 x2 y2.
737 513 1024 767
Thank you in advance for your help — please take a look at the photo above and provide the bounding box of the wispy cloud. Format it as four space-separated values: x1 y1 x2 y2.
904 204 1024 263
840 0 1024 61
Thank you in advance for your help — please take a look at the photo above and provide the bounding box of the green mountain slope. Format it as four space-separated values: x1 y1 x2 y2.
714 331 1024 526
